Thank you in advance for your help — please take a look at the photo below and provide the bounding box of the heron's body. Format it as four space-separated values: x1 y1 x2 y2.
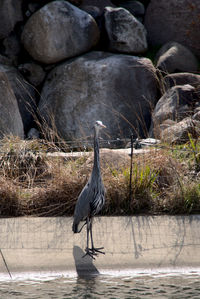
72 121 106 258
72 174 105 233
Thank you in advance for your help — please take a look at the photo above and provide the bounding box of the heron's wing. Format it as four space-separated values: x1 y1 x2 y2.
73 178 105 225
73 181 92 224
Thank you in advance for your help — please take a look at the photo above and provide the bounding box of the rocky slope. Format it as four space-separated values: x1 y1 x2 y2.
0 0 199 144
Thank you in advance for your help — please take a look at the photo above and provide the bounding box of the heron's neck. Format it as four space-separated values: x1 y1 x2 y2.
93 128 101 175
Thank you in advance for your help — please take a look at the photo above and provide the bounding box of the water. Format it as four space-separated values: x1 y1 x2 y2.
0 269 200 299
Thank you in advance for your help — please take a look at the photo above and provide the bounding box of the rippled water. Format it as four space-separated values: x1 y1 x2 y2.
0 269 200 299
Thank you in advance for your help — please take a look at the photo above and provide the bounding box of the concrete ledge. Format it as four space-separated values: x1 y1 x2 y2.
0 216 200 277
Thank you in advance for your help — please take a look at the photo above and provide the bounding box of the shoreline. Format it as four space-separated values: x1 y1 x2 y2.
0 216 199 277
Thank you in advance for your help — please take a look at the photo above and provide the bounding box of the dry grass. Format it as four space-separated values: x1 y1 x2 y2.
0 177 22 216
0 137 199 216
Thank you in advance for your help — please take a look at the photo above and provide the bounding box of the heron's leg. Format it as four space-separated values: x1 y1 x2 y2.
86 217 90 249
89 218 105 255
82 217 96 259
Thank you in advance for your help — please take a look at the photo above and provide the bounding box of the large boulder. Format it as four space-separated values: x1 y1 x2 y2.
0 0 23 39
104 7 147 53
21 1 100 64
150 84 197 138
161 118 200 144
0 64 37 134
144 0 200 58
0 72 24 138
38 51 158 140
156 42 198 73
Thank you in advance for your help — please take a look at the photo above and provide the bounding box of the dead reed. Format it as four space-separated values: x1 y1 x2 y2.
0 136 199 216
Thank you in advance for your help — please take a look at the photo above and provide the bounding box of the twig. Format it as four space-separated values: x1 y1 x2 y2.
0 249 12 279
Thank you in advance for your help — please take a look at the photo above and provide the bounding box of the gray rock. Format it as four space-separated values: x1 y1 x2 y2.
0 55 12 66
68 0 83 5
80 5 101 19
164 73 200 90
159 119 176 131
21 1 100 64
193 111 200 122
0 64 37 133
139 138 161 147
104 6 147 53
161 118 200 144
144 0 200 58
25 2 41 18
113 0 145 21
156 42 198 73
80 0 115 13
27 128 40 139
151 84 197 138
0 0 23 39
194 106 200 113
0 72 24 138
18 63 46 87
38 51 158 140
2 33 22 65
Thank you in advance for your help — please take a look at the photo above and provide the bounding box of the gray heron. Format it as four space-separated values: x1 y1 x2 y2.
72 120 106 258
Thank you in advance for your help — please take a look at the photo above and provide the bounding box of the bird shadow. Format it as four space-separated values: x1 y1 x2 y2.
73 246 100 280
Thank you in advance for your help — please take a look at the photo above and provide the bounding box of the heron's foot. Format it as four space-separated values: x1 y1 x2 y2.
90 247 105 255
82 247 98 260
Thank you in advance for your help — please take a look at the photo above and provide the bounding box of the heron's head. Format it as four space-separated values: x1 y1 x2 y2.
94 120 106 135
95 120 106 129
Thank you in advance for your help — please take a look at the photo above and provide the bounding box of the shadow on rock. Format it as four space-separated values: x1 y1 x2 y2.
73 246 100 279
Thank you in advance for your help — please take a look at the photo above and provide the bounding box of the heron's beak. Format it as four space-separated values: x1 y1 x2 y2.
101 124 106 129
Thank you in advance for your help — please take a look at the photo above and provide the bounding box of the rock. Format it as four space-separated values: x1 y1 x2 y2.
0 64 37 134
144 0 200 58
27 128 40 139
161 118 200 144
21 1 100 64
80 0 115 13
0 55 12 66
112 0 145 22
193 111 200 122
156 42 198 73
80 5 101 19
2 33 22 66
0 72 24 138
164 73 200 90
136 0 150 7
194 107 200 114
68 0 83 5
159 119 176 131
150 85 197 138
126 137 161 149
104 7 147 53
25 2 41 18
18 63 46 87
0 0 23 39
79 5 104 35
38 51 158 140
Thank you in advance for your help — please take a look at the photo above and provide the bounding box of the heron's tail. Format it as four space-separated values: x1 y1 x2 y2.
72 222 79 233
72 220 86 233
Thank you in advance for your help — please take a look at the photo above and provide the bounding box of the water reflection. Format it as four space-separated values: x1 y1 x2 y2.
73 246 100 279
0 270 200 298
73 246 100 298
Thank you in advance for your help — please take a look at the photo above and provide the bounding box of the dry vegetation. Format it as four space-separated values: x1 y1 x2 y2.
0 136 199 217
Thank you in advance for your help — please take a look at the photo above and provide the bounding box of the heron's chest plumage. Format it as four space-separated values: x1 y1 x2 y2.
89 179 105 216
